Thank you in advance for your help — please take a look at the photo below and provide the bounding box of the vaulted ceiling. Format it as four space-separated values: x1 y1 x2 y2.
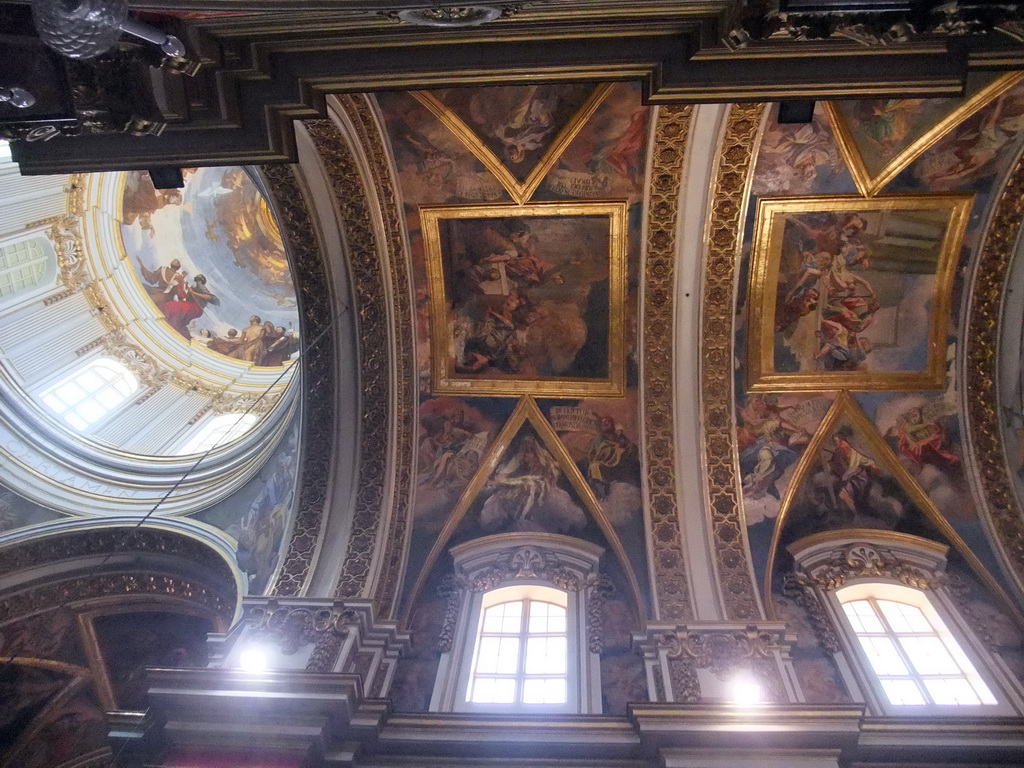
5 5 1024 765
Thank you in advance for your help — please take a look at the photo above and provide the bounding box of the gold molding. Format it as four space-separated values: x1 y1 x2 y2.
746 193 973 393
402 395 645 626
964 150 1024 593
411 84 613 205
642 104 695 621
765 391 1019 620
704 102 766 621
824 72 1024 197
421 200 628 398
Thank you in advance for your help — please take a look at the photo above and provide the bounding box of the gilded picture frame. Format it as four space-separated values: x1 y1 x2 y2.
747 194 972 393
422 201 628 397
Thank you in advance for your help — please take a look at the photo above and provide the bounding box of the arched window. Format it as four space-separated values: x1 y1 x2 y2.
837 583 997 707
176 413 259 455
788 531 1022 716
0 238 50 301
40 357 139 431
430 534 604 714
466 585 568 706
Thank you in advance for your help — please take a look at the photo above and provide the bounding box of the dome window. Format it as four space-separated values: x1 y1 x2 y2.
40 356 139 431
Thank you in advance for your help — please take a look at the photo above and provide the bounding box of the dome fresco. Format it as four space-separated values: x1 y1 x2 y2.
120 167 300 367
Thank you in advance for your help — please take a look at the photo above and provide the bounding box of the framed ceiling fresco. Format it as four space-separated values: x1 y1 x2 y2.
421 201 627 397
747 194 972 392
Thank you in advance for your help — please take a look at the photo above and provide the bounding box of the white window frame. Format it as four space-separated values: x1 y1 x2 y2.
39 356 140 433
430 533 604 714
789 530 1024 717
464 584 571 708
836 582 998 709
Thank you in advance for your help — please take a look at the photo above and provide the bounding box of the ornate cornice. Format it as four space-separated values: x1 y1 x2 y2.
262 163 337 598
965 151 1024 594
725 0 1024 49
0 528 236 625
704 103 766 621
336 95 416 619
793 542 946 593
643 105 695 622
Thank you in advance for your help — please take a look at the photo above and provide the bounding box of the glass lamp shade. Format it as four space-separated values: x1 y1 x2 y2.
32 0 128 60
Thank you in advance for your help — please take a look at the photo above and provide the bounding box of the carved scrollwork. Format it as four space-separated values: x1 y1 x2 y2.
82 282 124 332
104 330 170 389
437 575 464 653
48 213 89 292
965 152 1024 595
798 542 944 592
661 627 776 679
643 105 695 622
724 0 1024 49
212 390 282 415
659 625 786 702
585 575 614 654
704 103 766 621
246 603 357 665
782 574 841 654
262 162 336 598
303 98 415 613
0 528 236 625
338 95 417 618
467 546 586 592
657 632 700 703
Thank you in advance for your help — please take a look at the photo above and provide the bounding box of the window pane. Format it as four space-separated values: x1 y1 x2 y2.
858 636 909 676
41 358 139 429
470 676 516 704
76 370 104 392
94 386 126 409
63 412 88 431
878 600 931 633
843 600 884 633
475 636 519 675
483 601 522 634
880 678 927 706
525 637 566 675
74 400 105 425
898 637 961 675
924 678 981 706
528 602 566 634
54 381 86 407
522 677 566 704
